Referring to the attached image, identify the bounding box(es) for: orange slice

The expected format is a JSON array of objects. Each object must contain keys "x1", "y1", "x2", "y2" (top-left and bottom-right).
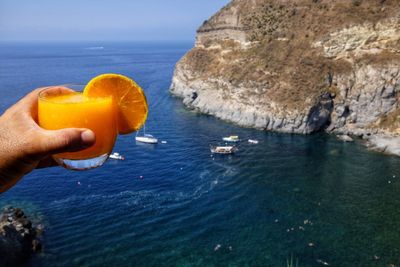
[{"x1": 83, "y1": 73, "x2": 148, "y2": 134}]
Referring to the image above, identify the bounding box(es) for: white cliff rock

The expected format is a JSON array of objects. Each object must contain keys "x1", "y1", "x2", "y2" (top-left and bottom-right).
[{"x1": 170, "y1": 0, "x2": 400, "y2": 156}]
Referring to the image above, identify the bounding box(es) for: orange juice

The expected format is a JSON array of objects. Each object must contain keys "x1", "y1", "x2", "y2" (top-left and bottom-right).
[{"x1": 38, "y1": 92, "x2": 117, "y2": 160}]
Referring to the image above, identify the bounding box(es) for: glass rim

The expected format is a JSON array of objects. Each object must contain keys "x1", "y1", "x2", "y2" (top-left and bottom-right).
[
  {"x1": 38, "y1": 85, "x2": 83, "y2": 103},
  {"x1": 38, "y1": 84, "x2": 148, "y2": 103}
]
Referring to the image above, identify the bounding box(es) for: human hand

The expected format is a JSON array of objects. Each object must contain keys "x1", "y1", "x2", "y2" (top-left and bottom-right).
[{"x1": 0, "y1": 87, "x2": 96, "y2": 193}]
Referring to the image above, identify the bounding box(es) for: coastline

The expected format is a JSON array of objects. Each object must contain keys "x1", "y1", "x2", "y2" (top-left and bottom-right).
[{"x1": 170, "y1": 0, "x2": 400, "y2": 157}]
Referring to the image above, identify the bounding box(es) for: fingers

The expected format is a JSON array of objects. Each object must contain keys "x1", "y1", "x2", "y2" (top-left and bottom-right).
[
  {"x1": 20, "y1": 86, "x2": 71, "y2": 108},
  {"x1": 20, "y1": 86, "x2": 76, "y2": 120},
  {"x1": 22, "y1": 87, "x2": 96, "y2": 160},
  {"x1": 34, "y1": 128, "x2": 96, "y2": 158}
]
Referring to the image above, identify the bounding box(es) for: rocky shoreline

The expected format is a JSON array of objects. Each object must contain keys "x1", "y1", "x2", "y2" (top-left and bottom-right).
[
  {"x1": 365, "y1": 134, "x2": 400, "y2": 156},
  {"x1": 170, "y1": 0, "x2": 400, "y2": 156},
  {"x1": 0, "y1": 207, "x2": 43, "y2": 267}
]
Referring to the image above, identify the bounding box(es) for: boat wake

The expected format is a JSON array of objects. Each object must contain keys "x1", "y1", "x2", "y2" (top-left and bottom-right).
[{"x1": 49, "y1": 180, "x2": 217, "y2": 213}]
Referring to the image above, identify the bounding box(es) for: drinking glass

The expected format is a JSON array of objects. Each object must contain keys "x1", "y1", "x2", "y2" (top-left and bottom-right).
[{"x1": 38, "y1": 85, "x2": 117, "y2": 170}]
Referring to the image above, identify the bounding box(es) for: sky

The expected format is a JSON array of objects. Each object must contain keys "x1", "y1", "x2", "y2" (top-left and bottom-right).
[{"x1": 0, "y1": 0, "x2": 230, "y2": 42}]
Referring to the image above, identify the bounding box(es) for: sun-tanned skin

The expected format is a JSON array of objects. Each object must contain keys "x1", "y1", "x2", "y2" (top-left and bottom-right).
[{"x1": 0, "y1": 87, "x2": 96, "y2": 193}]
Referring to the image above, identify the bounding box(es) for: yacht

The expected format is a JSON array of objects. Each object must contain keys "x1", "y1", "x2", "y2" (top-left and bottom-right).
[
  {"x1": 135, "y1": 125, "x2": 158, "y2": 144},
  {"x1": 135, "y1": 134, "x2": 158, "y2": 144}
]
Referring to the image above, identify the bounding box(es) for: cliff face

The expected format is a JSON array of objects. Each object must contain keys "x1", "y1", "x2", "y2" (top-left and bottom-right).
[{"x1": 170, "y1": 0, "x2": 400, "y2": 154}]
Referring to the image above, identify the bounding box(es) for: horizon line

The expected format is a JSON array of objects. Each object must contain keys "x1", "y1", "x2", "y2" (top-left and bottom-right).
[{"x1": 0, "y1": 39, "x2": 196, "y2": 44}]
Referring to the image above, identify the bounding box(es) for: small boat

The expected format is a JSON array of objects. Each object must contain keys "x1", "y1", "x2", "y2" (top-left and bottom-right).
[
  {"x1": 210, "y1": 145, "x2": 238, "y2": 154},
  {"x1": 248, "y1": 139, "x2": 259, "y2": 144},
  {"x1": 135, "y1": 134, "x2": 158, "y2": 144},
  {"x1": 135, "y1": 125, "x2": 158, "y2": 144},
  {"x1": 109, "y1": 152, "x2": 125, "y2": 160},
  {"x1": 222, "y1": 135, "x2": 240, "y2": 142}
]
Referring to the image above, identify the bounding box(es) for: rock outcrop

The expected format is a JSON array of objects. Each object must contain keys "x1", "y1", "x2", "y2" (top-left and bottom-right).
[
  {"x1": 0, "y1": 207, "x2": 43, "y2": 267},
  {"x1": 170, "y1": 0, "x2": 400, "y2": 155}
]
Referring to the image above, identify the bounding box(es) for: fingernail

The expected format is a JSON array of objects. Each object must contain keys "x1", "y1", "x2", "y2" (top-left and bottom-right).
[{"x1": 81, "y1": 130, "x2": 95, "y2": 146}]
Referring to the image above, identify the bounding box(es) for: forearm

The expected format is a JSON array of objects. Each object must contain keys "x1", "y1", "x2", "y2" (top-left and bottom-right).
[{"x1": 0, "y1": 121, "x2": 34, "y2": 193}]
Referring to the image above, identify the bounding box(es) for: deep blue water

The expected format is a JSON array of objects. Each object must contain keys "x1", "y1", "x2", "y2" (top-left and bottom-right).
[{"x1": 1, "y1": 42, "x2": 400, "y2": 267}]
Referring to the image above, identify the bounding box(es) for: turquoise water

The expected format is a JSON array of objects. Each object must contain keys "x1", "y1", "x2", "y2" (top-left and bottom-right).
[{"x1": 1, "y1": 42, "x2": 400, "y2": 266}]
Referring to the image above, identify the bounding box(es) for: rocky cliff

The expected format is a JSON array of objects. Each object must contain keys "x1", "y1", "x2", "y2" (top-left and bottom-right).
[
  {"x1": 0, "y1": 207, "x2": 43, "y2": 267},
  {"x1": 170, "y1": 0, "x2": 400, "y2": 155}
]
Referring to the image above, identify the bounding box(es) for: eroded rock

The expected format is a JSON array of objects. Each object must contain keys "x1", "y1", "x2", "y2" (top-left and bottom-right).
[{"x1": 0, "y1": 207, "x2": 43, "y2": 267}]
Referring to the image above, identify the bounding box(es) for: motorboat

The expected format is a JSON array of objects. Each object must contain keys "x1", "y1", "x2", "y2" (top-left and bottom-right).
[
  {"x1": 248, "y1": 139, "x2": 259, "y2": 144},
  {"x1": 222, "y1": 135, "x2": 240, "y2": 142},
  {"x1": 109, "y1": 152, "x2": 125, "y2": 160},
  {"x1": 210, "y1": 145, "x2": 238, "y2": 154},
  {"x1": 135, "y1": 125, "x2": 158, "y2": 144}
]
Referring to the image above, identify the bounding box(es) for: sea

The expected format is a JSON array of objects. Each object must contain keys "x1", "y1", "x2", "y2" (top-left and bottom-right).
[{"x1": 0, "y1": 42, "x2": 400, "y2": 267}]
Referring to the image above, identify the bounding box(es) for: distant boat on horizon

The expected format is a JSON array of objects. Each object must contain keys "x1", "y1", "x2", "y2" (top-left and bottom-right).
[{"x1": 86, "y1": 46, "x2": 104, "y2": 50}]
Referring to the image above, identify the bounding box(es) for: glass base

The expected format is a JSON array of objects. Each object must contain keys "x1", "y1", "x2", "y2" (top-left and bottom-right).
[{"x1": 54, "y1": 153, "x2": 109, "y2": 170}]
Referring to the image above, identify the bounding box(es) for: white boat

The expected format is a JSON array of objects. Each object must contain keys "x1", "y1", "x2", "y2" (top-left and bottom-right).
[
  {"x1": 135, "y1": 125, "x2": 158, "y2": 144},
  {"x1": 135, "y1": 134, "x2": 158, "y2": 144},
  {"x1": 109, "y1": 152, "x2": 125, "y2": 160},
  {"x1": 222, "y1": 135, "x2": 240, "y2": 142},
  {"x1": 210, "y1": 145, "x2": 238, "y2": 154},
  {"x1": 248, "y1": 139, "x2": 259, "y2": 144}
]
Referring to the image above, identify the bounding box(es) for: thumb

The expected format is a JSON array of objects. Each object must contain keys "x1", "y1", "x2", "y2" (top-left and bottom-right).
[{"x1": 37, "y1": 128, "x2": 96, "y2": 156}]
